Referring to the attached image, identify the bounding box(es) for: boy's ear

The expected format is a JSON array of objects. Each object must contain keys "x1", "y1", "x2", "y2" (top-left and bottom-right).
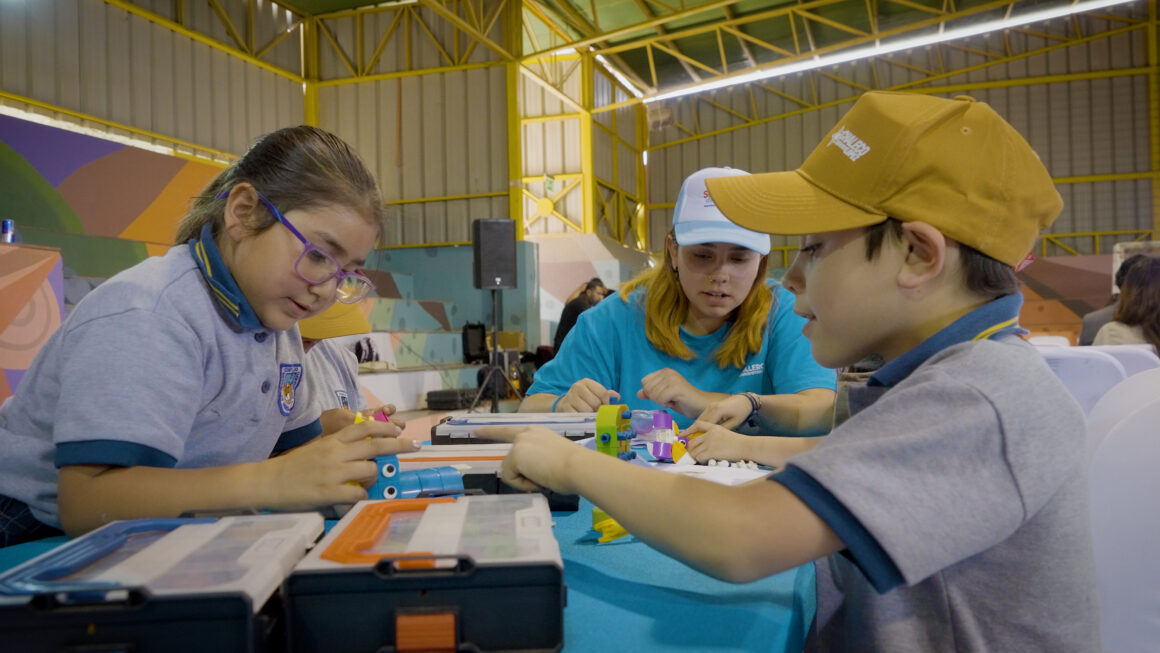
[
  {"x1": 222, "y1": 183, "x2": 262, "y2": 243},
  {"x1": 896, "y1": 221, "x2": 947, "y2": 290}
]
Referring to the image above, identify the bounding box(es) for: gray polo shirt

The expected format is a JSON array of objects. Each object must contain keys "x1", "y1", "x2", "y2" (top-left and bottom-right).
[
  {"x1": 775, "y1": 294, "x2": 1100, "y2": 652},
  {"x1": 302, "y1": 338, "x2": 365, "y2": 413},
  {"x1": 0, "y1": 233, "x2": 320, "y2": 527}
]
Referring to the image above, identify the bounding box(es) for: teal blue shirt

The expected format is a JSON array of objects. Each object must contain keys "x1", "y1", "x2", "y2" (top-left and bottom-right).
[{"x1": 530, "y1": 283, "x2": 836, "y2": 430}]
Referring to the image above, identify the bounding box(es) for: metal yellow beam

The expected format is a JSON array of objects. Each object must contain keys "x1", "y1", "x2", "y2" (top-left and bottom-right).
[
  {"x1": 386, "y1": 191, "x2": 508, "y2": 205},
  {"x1": 316, "y1": 61, "x2": 504, "y2": 88},
  {"x1": 521, "y1": 112, "x2": 584, "y2": 123},
  {"x1": 520, "y1": 65, "x2": 586, "y2": 113},
  {"x1": 525, "y1": 0, "x2": 743, "y2": 60},
  {"x1": 420, "y1": 0, "x2": 513, "y2": 60},
  {"x1": 653, "y1": 45, "x2": 1148, "y2": 151},
  {"x1": 317, "y1": 18, "x2": 358, "y2": 78},
  {"x1": 0, "y1": 90, "x2": 235, "y2": 163},
  {"x1": 99, "y1": 0, "x2": 301, "y2": 82},
  {"x1": 1053, "y1": 171, "x2": 1158, "y2": 184}
]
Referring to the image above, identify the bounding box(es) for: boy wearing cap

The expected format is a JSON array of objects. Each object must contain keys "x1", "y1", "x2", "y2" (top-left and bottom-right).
[
  {"x1": 522, "y1": 166, "x2": 835, "y2": 433},
  {"x1": 486, "y1": 92, "x2": 1098, "y2": 651},
  {"x1": 296, "y1": 302, "x2": 398, "y2": 435}
]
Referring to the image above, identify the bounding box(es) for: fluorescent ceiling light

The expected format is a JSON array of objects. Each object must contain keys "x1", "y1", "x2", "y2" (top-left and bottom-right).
[
  {"x1": 596, "y1": 54, "x2": 645, "y2": 98},
  {"x1": 645, "y1": 0, "x2": 1137, "y2": 103}
]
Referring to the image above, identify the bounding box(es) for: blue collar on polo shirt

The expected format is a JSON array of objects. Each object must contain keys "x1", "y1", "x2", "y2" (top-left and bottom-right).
[
  {"x1": 190, "y1": 222, "x2": 263, "y2": 331},
  {"x1": 869, "y1": 292, "x2": 1027, "y2": 388}
]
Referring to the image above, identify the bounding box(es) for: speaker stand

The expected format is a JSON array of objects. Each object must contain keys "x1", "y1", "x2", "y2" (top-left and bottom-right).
[{"x1": 468, "y1": 288, "x2": 523, "y2": 413}]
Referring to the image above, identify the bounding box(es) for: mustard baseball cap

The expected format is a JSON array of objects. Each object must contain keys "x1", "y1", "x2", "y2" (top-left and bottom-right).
[
  {"x1": 298, "y1": 301, "x2": 371, "y2": 340},
  {"x1": 704, "y1": 92, "x2": 1063, "y2": 267}
]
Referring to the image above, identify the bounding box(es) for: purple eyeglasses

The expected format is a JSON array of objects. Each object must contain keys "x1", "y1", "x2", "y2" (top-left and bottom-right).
[{"x1": 216, "y1": 190, "x2": 375, "y2": 303}]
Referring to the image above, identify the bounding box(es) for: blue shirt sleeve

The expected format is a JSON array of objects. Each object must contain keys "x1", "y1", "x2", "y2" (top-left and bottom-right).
[{"x1": 765, "y1": 285, "x2": 837, "y2": 394}]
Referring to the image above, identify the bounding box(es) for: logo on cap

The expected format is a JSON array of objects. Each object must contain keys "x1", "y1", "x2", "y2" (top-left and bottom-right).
[{"x1": 830, "y1": 126, "x2": 871, "y2": 162}]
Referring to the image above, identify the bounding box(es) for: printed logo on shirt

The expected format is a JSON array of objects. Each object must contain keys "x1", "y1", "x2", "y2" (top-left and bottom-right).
[
  {"x1": 278, "y1": 363, "x2": 303, "y2": 416},
  {"x1": 829, "y1": 126, "x2": 870, "y2": 162},
  {"x1": 334, "y1": 389, "x2": 350, "y2": 409},
  {"x1": 740, "y1": 362, "x2": 764, "y2": 377}
]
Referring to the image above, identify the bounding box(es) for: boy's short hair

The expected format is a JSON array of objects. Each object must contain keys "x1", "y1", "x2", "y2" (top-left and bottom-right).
[
  {"x1": 704, "y1": 92, "x2": 1063, "y2": 269},
  {"x1": 865, "y1": 218, "x2": 1019, "y2": 298}
]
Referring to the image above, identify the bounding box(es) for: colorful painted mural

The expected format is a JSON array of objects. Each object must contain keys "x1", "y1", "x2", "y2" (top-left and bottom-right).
[
  {"x1": 0, "y1": 244, "x2": 64, "y2": 402},
  {"x1": 0, "y1": 115, "x2": 225, "y2": 279}
]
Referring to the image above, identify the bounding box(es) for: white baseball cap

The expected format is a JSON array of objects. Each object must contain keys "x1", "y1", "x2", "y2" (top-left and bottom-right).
[{"x1": 672, "y1": 167, "x2": 771, "y2": 255}]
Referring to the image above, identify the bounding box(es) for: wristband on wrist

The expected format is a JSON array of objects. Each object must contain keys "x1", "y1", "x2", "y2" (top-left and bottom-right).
[
  {"x1": 551, "y1": 395, "x2": 563, "y2": 413},
  {"x1": 739, "y1": 391, "x2": 762, "y2": 420}
]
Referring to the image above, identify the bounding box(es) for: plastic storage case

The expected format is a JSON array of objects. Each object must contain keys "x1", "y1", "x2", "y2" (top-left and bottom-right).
[
  {"x1": 431, "y1": 412, "x2": 597, "y2": 445},
  {"x1": 284, "y1": 494, "x2": 565, "y2": 652},
  {"x1": 0, "y1": 513, "x2": 323, "y2": 653}
]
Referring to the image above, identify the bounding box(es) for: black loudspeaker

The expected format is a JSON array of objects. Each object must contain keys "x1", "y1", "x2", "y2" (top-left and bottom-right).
[{"x1": 472, "y1": 219, "x2": 517, "y2": 289}]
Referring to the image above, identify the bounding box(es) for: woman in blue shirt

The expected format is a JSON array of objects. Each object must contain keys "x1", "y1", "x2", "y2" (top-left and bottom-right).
[{"x1": 523, "y1": 167, "x2": 835, "y2": 434}]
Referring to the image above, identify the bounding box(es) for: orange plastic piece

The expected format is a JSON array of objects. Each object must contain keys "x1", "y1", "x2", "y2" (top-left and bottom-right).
[
  {"x1": 396, "y1": 612, "x2": 457, "y2": 651},
  {"x1": 320, "y1": 497, "x2": 455, "y2": 565}
]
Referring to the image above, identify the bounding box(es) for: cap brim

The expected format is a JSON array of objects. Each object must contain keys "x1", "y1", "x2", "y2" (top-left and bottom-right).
[
  {"x1": 298, "y1": 301, "x2": 372, "y2": 340},
  {"x1": 706, "y1": 170, "x2": 887, "y2": 236},
  {"x1": 673, "y1": 225, "x2": 771, "y2": 254}
]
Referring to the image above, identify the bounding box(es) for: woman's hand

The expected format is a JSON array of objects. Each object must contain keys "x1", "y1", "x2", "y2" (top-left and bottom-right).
[
  {"x1": 267, "y1": 417, "x2": 418, "y2": 510},
  {"x1": 696, "y1": 394, "x2": 755, "y2": 430},
  {"x1": 555, "y1": 378, "x2": 620, "y2": 412},
  {"x1": 684, "y1": 421, "x2": 755, "y2": 463},
  {"x1": 638, "y1": 368, "x2": 712, "y2": 418}
]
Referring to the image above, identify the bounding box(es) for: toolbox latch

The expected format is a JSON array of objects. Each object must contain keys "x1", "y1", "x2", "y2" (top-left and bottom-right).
[{"x1": 396, "y1": 611, "x2": 457, "y2": 651}]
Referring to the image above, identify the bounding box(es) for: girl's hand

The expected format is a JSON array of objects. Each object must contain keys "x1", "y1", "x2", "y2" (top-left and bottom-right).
[
  {"x1": 696, "y1": 394, "x2": 755, "y2": 430},
  {"x1": 266, "y1": 418, "x2": 419, "y2": 510},
  {"x1": 556, "y1": 379, "x2": 619, "y2": 412},
  {"x1": 638, "y1": 368, "x2": 708, "y2": 418},
  {"x1": 478, "y1": 425, "x2": 582, "y2": 494},
  {"x1": 685, "y1": 421, "x2": 754, "y2": 463}
]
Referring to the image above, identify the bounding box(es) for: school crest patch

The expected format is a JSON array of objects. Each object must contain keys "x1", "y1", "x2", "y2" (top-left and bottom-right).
[
  {"x1": 334, "y1": 389, "x2": 350, "y2": 409},
  {"x1": 278, "y1": 363, "x2": 304, "y2": 416}
]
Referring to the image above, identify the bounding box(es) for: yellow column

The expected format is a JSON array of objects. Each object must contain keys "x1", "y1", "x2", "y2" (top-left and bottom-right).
[
  {"x1": 303, "y1": 18, "x2": 319, "y2": 126},
  {"x1": 636, "y1": 101, "x2": 648, "y2": 251},
  {"x1": 580, "y1": 53, "x2": 596, "y2": 234},
  {"x1": 506, "y1": 0, "x2": 524, "y2": 239}
]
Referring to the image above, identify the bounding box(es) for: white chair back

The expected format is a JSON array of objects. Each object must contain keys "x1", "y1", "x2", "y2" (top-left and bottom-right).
[
  {"x1": 1086, "y1": 367, "x2": 1160, "y2": 458},
  {"x1": 1038, "y1": 347, "x2": 1128, "y2": 415},
  {"x1": 1029, "y1": 335, "x2": 1072, "y2": 347},
  {"x1": 1088, "y1": 399, "x2": 1160, "y2": 653},
  {"x1": 1087, "y1": 344, "x2": 1160, "y2": 377}
]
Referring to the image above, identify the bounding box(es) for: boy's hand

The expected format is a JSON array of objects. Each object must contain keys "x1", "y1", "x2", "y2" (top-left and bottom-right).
[
  {"x1": 685, "y1": 421, "x2": 753, "y2": 463},
  {"x1": 267, "y1": 418, "x2": 419, "y2": 510},
  {"x1": 638, "y1": 368, "x2": 708, "y2": 418},
  {"x1": 556, "y1": 379, "x2": 619, "y2": 412},
  {"x1": 320, "y1": 407, "x2": 357, "y2": 434},
  {"x1": 478, "y1": 425, "x2": 582, "y2": 494},
  {"x1": 361, "y1": 404, "x2": 405, "y2": 429},
  {"x1": 696, "y1": 394, "x2": 754, "y2": 430}
]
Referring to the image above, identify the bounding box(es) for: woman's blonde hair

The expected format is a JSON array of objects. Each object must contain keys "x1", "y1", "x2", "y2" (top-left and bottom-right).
[
  {"x1": 175, "y1": 125, "x2": 385, "y2": 244},
  {"x1": 619, "y1": 236, "x2": 772, "y2": 368}
]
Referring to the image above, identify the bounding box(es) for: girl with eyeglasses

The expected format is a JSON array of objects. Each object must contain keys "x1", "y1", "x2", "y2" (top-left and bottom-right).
[{"x1": 0, "y1": 126, "x2": 418, "y2": 546}]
